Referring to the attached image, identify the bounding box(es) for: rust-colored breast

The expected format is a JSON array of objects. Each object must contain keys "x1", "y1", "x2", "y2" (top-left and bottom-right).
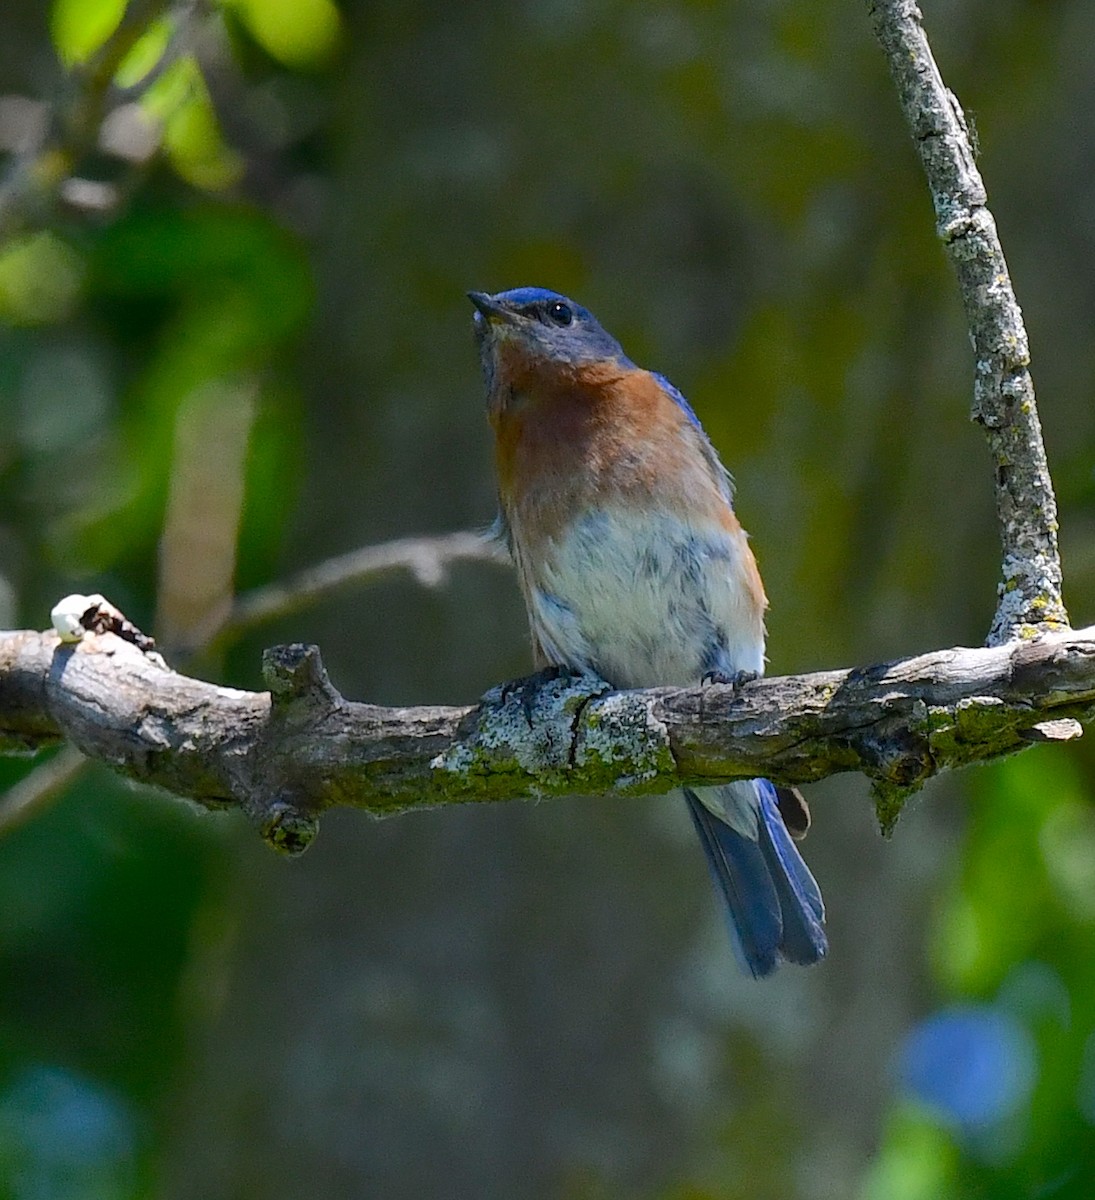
[{"x1": 493, "y1": 362, "x2": 730, "y2": 551}]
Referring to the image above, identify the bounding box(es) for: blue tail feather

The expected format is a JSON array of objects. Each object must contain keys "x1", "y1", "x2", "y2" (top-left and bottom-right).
[
  {"x1": 755, "y1": 780, "x2": 825, "y2": 924},
  {"x1": 684, "y1": 781, "x2": 827, "y2": 977}
]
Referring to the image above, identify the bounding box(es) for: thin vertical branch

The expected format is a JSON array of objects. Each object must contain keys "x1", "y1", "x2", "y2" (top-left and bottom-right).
[{"x1": 866, "y1": 0, "x2": 1069, "y2": 646}]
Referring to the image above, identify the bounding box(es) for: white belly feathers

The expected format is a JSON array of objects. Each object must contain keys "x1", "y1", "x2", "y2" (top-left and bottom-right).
[{"x1": 521, "y1": 506, "x2": 765, "y2": 690}]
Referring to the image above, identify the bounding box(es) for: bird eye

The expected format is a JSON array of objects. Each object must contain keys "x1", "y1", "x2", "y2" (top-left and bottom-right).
[{"x1": 547, "y1": 301, "x2": 573, "y2": 327}]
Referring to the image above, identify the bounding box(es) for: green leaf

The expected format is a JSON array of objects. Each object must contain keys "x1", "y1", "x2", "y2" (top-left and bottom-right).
[
  {"x1": 50, "y1": 0, "x2": 127, "y2": 66},
  {"x1": 115, "y1": 15, "x2": 173, "y2": 88},
  {"x1": 163, "y1": 86, "x2": 245, "y2": 191},
  {"x1": 226, "y1": 0, "x2": 342, "y2": 68},
  {"x1": 142, "y1": 58, "x2": 244, "y2": 191}
]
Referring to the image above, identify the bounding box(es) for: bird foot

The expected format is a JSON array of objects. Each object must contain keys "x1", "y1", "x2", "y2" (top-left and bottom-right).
[
  {"x1": 501, "y1": 664, "x2": 592, "y2": 727},
  {"x1": 701, "y1": 668, "x2": 759, "y2": 689}
]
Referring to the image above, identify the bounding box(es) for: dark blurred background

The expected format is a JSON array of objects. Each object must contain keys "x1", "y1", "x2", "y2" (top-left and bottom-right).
[{"x1": 2, "y1": 0, "x2": 1095, "y2": 1196}]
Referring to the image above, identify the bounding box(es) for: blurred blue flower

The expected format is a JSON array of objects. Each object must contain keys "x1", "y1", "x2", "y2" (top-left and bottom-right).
[
  {"x1": 0, "y1": 1064, "x2": 137, "y2": 1199},
  {"x1": 899, "y1": 1005, "x2": 1036, "y2": 1133}
]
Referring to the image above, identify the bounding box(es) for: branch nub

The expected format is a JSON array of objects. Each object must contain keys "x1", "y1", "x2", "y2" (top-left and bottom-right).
[
  {"x1": 254, "y1": 795, "x2": 320, "y2": 857},
  {"x1": 263, "y1": 643, "x2": 341, "y2": 711}
]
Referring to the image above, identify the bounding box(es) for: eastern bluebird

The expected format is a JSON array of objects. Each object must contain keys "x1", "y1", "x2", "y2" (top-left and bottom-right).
[{"x1": 469, "y1": 286, "x2": 827, "y2": 977}]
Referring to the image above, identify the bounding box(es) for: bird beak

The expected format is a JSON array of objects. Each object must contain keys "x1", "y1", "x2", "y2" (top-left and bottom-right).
[{"x1": 467, "y1": 291, "x2": 516, "y2": 325}]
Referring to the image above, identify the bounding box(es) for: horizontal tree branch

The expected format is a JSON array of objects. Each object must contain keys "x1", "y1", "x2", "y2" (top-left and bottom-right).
[
  {"x1": 0, "y1": 531, "x2": 506, "y2": 829},
  {"x1": 2, "y1": 618, "x2": 1092, "y2": 852}
]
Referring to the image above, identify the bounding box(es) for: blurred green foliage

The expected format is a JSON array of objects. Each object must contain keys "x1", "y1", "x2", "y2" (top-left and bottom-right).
[
  {"x1": 863, "y1": 749, "x2": 1095, "y2": 1200},
  {"x1": 50, "y1": 0, "x2": 128, "y2": 67},
  {"x1": 222, "y1": 0, "x2": 341, "y2": 69},
  {"x1": 1, "y1": 0, "x2": 1095, "y2": 1197}
]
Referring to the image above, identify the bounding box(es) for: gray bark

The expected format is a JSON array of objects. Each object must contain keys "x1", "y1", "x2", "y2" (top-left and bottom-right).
[
  {"x1": 2, "y1": 622, "x2": 1091, "y2": 846},
  {"x1": 866, "y1": 0, "x2": 1068, "y2": 644}
]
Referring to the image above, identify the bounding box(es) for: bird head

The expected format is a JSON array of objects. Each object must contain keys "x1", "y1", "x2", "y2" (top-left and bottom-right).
[{"x1": 468, "y1": 287, "x2": 629, "y2": 404}]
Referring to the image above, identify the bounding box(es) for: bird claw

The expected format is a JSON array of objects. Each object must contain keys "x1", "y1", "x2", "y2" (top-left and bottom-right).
[
  {"x1": 501, "y1": 664, "x2": 589, "y2": 727},
  {"x1": 701, "y1": 668, "x2": 759, "y2": 689}
]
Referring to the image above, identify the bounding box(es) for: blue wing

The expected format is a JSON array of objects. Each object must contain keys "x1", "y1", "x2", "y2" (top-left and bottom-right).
[
  {"x1": 650, "y1": 372, "x2": 735, "y2": 505},
  {"x1": 684, "y1": 780, "x2": 827, "y2": 977},
  {"x1": 651, "y1": 371, "x2": 703, "y2": 430}
]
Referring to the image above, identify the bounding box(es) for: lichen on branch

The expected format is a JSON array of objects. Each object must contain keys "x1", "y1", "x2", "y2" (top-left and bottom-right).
[
  {"x1": 866, "y1": 0, "x2": 1068, "y2": 644},
  {"x1": 1, "y1": 619, "x2": 1092, "y2": 851}
]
